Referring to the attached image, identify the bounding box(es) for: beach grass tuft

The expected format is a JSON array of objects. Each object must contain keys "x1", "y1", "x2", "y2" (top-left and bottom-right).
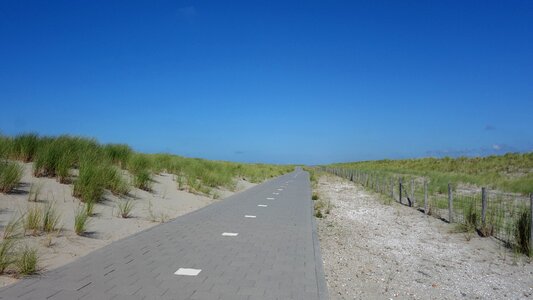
[{"x1": 0, "y1": 161, "x2": 23, "y2": 193}]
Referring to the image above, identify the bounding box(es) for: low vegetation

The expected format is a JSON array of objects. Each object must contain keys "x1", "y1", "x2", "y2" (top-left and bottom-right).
[
  {"x1": 0, "y1": 133, "x2": 293, "y2": 201},
  {"x1": 0, "y1": 160, "x2": 23, "y2": 193},
  {"x1": 16, "y1": 246, "x2": 39, "y2": 276},
  {"x1": 325, "y1": 154, "x2": 533, "y2": 255},
  {"x1": 330, "y1": 153, "x2": 533, "y2": 195},
  {"x1": 117, "y1": 199, "x2": 135, "y2": 218},
  {"x1": 74, "y1": 207, "x2": 90, "y2": 235}
]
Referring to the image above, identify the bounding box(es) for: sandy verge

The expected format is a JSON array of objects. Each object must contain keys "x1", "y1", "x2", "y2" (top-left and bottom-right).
[
  {"x1": 316, "y1": 174, "x2": 533, "y2": 300},
  {"x1": 0, "y1": 162, "x2": 255, "y2": 287}
]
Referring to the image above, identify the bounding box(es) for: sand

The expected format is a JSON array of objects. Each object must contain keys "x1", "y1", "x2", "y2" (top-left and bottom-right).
[
  {"x1": 316, "y1": 174, "x2": 533, "y2": 299},
  {"x1": 0, "y1": 162, "x2": 255, "y2": 287}
]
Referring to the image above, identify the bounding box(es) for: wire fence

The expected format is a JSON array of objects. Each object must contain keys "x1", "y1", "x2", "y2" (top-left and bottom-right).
[{"x1": 321, "y1": 167, "x2": 533, "y2": 252}]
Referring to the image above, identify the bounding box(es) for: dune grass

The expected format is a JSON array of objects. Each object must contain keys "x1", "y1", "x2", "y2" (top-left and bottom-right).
[
  {"x1": 42, "y1": 203, "x2": 61, "y2": 233},
  {"x1": 0, "y1": 161, "x2": 23, "y2": 193},
  {"x1": 3, "y1": 213, "x2": 24, "y2": 240},
  {"x1": 11, "y1": 133, "x2": 39, "y2": 162},
  {"x1": 24, "y1": 205, "x2": 42, "y2": 236},
  {"x1": 117, "y1": 199, "x2": 135, "y2": 218},
  {"x1": 16, "y1": 246, "x2": 39, "y2": 275},
  {"x1": 514, "y1": 206, "x2": 531, "y2": 256},
  {"x1": 0, "y1": 240, "x2": 16, "y2": 274},
  {"x1": 104, "y1": 144, "x2": 132, "y2": 169},
  {"x1": 74, "y1": 207, "x2": 90, "y2": 235},
  {"x1": 330, "y1": 153, "x2": 533, "y2": 195},
  {"x1": 0, "y1": 133, "x2": 293, "y2": 201}
]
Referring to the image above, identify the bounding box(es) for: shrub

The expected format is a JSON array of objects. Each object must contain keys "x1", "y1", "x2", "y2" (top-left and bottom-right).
[
  {"x1": 312, "y1": 193, "x2": 319, "y2": 200},
  {"x1": 16, "y1": 246, "x2": 39, "y2": 275},
  {"x1": 0, "y1": 161, "x2": 23, "y2": 193},
  {"x1": 74, "y1": 207, "x2": 90, "y2": 235},
  {"x1": 117, "y1": 199, "x2": 135, "y2": 218},
  {"x1": 0, "y1": 240, "x2": 16, "y2": 274}
]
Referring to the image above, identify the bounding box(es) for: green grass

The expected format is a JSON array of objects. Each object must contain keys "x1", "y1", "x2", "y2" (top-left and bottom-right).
[
  {"x1": 74, "y1": 207, "x2": 90, "y2": 235},
  {"x1": 0, "y1": 240, "x2": 16, "y2": 274},
  {"x1": 3, "y1": 214, "x2": 23, "y2": 240},
  {"x1": 128, "y1": 154, "x2": 152, "y2": 191},
  {"x1": 42, "y1": 203, "x2": 61, "y2": 233},
  {"x1": 330, "y1": 153, "x2": 533, "y2": 195},
  {"x1": 0, "y1": 161, "x2": 23, "y2": 193},
  {"x1": 104, "y1": 144, "x2": 132, "y2": 168},
  {"x1": 24, "y1": 205, "x2": 42, "y2": 236},
  {"x1": 116, "y1": 199, "x2": 135, "y2": 218},
  {"x1": 514, "y1": 206, "x2": 531, "y2": 256},
  {"x1": 133, "y1": 169, "x2": 152, "y2": 191},
  {"x1": 11, "y1": 133, "x2": 39, "y2": 162},
  {"x1": 73, "y1": 161, "x2": 105, "y2": 203},
  {"x1": 15, "y1": 246, "x2": 39, "y2": 275},
  {"x1": 0, "y1": 132, "x2": 293, "y2": 201},
  {"x1": 103, "y1": 166, "x2": 130, "y2": 195}
]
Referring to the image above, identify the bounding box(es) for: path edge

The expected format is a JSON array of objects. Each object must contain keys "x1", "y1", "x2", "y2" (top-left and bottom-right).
[{"x1": 306, "y1": 172, "x2": 330, "y2": 300}]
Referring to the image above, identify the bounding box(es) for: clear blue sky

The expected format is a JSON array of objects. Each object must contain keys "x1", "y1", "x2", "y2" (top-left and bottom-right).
[{"x1": 1, "y1": 1, "x2": 532, "y2": 165}]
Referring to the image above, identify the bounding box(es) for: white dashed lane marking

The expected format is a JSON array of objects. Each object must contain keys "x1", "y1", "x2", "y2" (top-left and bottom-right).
[
  {"x1": 258, "y1": 204, "x2": 268, "y2": 207},
  {"x1": 267, "y1": 197, "x2": 275, "y2": 200},
  {"x1": 222, "y1": 232, "x2": 239, "y2": 237},
  {"x1": 245, "y1": 215, "x2": 256, "y2": 218},
  {"x1": 174, "y1": 268, "x2": 202, "y2": 276}
]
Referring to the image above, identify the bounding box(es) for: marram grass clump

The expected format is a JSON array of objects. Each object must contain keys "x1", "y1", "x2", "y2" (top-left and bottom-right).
[{"x1": 0, "y1": 161, "x2": 23, "y2": 193}]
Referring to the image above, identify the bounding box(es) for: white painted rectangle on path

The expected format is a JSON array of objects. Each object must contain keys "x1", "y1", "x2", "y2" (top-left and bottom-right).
[
  {"x1": 258, "y1": 204, "x2": 268, "y2": 207},
  {"x1": 277, "y1": 189, "x2": 283, "y2": 191},
  {"x1": 222, "y1": 232, "x2": 239, "y2": 236},
  {"x1": 267, "y1": 197, "x2": 275, "y2": 200},
  {"x1": 174, "y1": 268, "x2": 202, "y2": 276},
  {"x1": 245, "y1": 215, "x2": 256, "y2": 218}
]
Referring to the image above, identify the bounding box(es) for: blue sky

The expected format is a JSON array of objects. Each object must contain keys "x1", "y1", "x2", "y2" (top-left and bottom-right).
[{"x1": 1, "y1": 1, "x2": 532, "y2": 165}]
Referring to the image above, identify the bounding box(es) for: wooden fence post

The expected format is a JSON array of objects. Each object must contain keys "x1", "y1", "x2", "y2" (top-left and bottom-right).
[
  {"x1": 390, "y1": 178, "x2": 394, "y2": 199},
  {"x1": 399, "y1": 177, "x2": 403, "y2": 204},
  {"x1": 411, "y1": 178, "x2": 415, "y2": 207},
  {"x1": 530, "y1": 193, "x2": 533, "y2": 254},
  {"x1": 424, "y1": 180, "x2": 428, "y2": 215},
  {"x1": 481, "y1": 187, "x2": 487, "y2": 226},
  {"x1": 448, "y1": 183, "x2": 454, "y2": 223}
]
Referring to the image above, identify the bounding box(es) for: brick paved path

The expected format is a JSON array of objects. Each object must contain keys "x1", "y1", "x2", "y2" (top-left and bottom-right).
[{"x1": 0, "y1": 169, "x2": 328, "y2": 299}]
